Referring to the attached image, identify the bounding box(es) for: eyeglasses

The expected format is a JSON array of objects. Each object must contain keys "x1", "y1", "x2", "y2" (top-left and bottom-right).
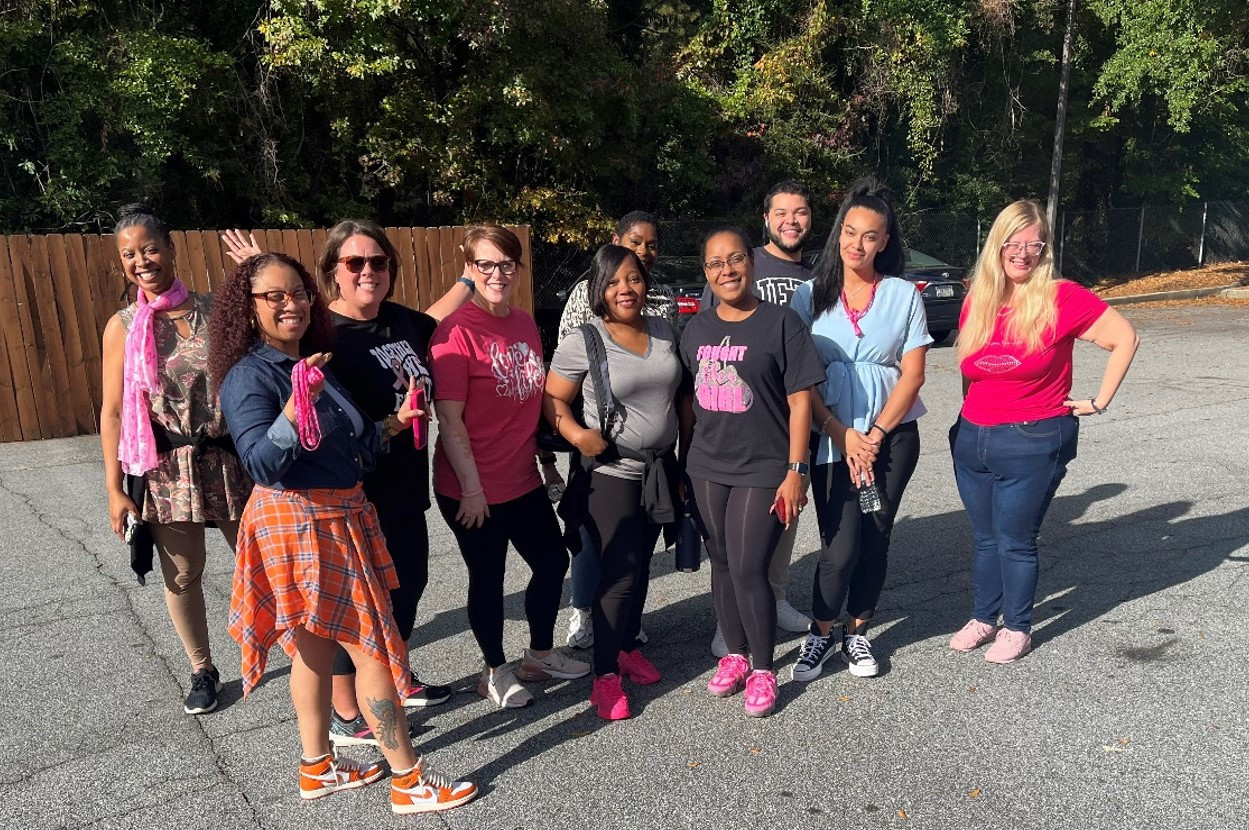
[
  {"x1": 338, "y1": 255, "x2": 390, "y2": 273},
  {"x1": 251, "y1": 288, "x2": 315, "y2": 307},
  {"x1": 1001, "y1": 241, "x2": 1046, "y2": 256},
  {"x1": 703, "y1": 252, "x2": 749, "y2": 272},
  {"x1": 473, "y1": 259, "x2": 519, "y2": 276}
]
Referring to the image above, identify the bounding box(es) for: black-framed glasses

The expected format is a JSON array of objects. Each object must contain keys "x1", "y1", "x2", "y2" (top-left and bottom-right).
[
  {"x1": 338, "y1": 255, "x2": 390, "y2": 273},
  {"x1": 473, "y1": 259, "x2": 519, "y2": 276},
  {"x1": 1001, "y1": 241, "x2": 1046, "y2": 256},
  {"x1": 704, "y1": 252, "x2": 749, "y2": 272},
  {"x1": 251, "y1": 288, "x2": 315, "y2": 308}
]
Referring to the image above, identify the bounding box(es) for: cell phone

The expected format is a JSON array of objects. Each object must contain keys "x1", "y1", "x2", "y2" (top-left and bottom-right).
[
  {"x1": 123, "y1": 512, "x2": 139, "y2": 543},
  {"x1": 412, "y1": 386, "x2": 427, "y2": 450},
  {"x1": 858, "y1": 475, "x2": 882, "y2": 514},
  {"x1": 770, "y1": 495, "x2": 788, "y2": 525}
]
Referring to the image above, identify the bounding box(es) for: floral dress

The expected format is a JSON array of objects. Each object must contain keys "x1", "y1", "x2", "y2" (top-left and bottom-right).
[{"x1": 118, "y1": 292, "x2": 252, "y2": 524}]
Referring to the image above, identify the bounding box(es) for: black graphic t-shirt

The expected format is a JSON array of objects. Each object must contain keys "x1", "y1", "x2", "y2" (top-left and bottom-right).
[
  {"x1": 700, "y1": 246, "x2": 812, "y2": 310},
  {"x1": 680, "y1": 301, "x2": 824, "y2": 489},
  {"x1": 330, "y1": 301, "x2": 437, "y2": 512}
]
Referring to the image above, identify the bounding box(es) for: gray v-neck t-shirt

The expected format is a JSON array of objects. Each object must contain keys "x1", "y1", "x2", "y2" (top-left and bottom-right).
[{"x1": 550, "y1": 317, "x2": 685, "y2": 480}]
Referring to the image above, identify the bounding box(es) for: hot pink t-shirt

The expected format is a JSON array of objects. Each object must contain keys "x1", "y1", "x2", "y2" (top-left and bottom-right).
[
  {"x1": 960, "y1": 281, "x2": 1108, "y2": 426},
  {"x1": 430, "y1": 302, "x2": 545, "y2": 504}
]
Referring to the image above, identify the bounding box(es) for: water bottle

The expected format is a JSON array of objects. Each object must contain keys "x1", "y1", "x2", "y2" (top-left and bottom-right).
[
  {"x1": 674, "y1": 504, "x2": 701, "y2": 572},
  {"x1": 858, "y1": 473, "x2": 882, "y2": 514}
]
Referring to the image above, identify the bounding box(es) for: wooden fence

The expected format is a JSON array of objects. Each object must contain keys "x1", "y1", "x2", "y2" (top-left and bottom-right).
[{"x1": 0, "y1": 225, "x2": 532, "y2": 443}]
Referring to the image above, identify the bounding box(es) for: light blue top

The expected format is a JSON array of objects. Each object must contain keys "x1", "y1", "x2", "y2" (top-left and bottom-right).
[{"x1": 790, "y1": 277, "x2": 933, "y2": 464}]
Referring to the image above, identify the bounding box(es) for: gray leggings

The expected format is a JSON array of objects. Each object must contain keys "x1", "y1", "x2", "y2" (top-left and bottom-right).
[{"x1": 690, "y1": 477, "x2": 785, "y2": 671}]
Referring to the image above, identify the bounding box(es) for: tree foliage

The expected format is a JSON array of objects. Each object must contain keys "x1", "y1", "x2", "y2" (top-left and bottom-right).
[{"x1": 1, "y1": 0, "x2": 1246, "y2": 236}]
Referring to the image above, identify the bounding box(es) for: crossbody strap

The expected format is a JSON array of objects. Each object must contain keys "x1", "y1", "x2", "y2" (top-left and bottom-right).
[{"x1": 578, "y1": 322, "x2": 626, "y2": 441}]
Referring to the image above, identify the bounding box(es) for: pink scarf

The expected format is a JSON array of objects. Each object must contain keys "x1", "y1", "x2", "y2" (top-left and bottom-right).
[
  {"x1": 119, "y1": 280, "x2": 190, "y2": 475},
  {"x1": 841, "y1": 279, "x2": 879, "y2": 338},
  {"x1": 291, "y1": 360, "x2": 325, "y2": 450}
]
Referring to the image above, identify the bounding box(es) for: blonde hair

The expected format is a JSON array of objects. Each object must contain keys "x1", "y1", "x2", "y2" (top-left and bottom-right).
[{"x1": 957, "y1": 200, "x2": 1059, "y2": 359}]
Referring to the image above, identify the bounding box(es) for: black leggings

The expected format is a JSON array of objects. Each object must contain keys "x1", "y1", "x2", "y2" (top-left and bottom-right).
[
  {"x1": 436, "y1": 486, "x2": 569, "y2": 668},
  {"x1": 585, "y1": 472, "x2": 660, "y2": 677},
  {"x1": 690, "y1": 477, "x2": 785, "y2": 671},
  {"x1": 332, "y1": 510, "x2": 429, "y2": 676},
  {"x1": 810, "y1": 421, "x2": 920, "y2": 629}
]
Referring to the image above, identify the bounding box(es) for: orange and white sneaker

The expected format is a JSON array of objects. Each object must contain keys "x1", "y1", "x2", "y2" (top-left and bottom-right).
[
  {"x1": 391, "y1": 757, "x2": 478, "y2": 814},
  {"x1": 299, "y1": 753, "x2": 386, "y2": 800}
]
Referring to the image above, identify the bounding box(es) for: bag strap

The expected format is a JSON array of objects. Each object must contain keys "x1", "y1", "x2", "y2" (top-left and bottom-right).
[{"x1": 578, "y1": 322, "x2": 625, "y2": 441}]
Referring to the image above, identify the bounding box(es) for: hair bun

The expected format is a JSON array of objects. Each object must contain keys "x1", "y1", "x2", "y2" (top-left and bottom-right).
[{"x1": 117, "y1": 203, "x2": 157, "y2": 219}]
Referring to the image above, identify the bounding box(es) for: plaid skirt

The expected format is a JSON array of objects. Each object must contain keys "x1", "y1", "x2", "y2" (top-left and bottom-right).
[{"x1": 228, "y1": 484, "x2": 409, "y2": 699}]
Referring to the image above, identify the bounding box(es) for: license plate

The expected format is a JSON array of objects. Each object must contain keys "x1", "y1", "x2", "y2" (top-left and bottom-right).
[{"x1": 934, "y1": 284, "x2": 955, "y2": 298}]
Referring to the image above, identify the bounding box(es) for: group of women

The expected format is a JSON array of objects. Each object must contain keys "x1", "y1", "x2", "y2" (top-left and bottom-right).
[{"x1": 99, "y1": 177, "x2": 1138, "y2": 810}]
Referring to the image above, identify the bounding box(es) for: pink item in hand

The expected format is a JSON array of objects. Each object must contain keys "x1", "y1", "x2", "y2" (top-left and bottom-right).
[
  {"x1": 412, "y1": 386, "x2": 427, "y2": 450},
  {"x1": 119, "y1": 279, "x2": 190, "y2": 476},
  {"x1": 291, "y1": 360, "x2": 325, "y2": 451}
]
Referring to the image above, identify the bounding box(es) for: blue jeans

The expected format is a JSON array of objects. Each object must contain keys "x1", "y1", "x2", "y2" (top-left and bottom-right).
[
  {"x1": 951, "y1": 415, "x2": 1078, "y2": 633},
  {"x1": 569, "y1": 524, "x2": 600, "y2": 609}
]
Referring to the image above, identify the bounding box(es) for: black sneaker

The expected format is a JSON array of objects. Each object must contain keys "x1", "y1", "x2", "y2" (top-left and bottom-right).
[
  {"x1": 184, "y1": 667, "x2": 222, "y2": 714},
  {"x1": 403, "y1": 672, "x2": 452, "y2": 708},
  {"x1": 791, "y1": 623, "x2": 837, "y2": 682},
  {"x1": 841, "y1": 633, "x2": 880, "y2": 678},
  {"x1": 329, "y1": 710, "x2": 378, "y2": 747}
]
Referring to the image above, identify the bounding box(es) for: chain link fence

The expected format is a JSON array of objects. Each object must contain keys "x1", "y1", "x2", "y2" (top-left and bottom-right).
[{"x1": 532, "y1": 202, "x2": 1249, "y2": 310}]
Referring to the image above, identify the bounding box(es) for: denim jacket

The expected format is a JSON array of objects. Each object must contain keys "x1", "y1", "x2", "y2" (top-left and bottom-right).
[{"x1": 220, "y1": 343, "x2": 381, "y2": 490}]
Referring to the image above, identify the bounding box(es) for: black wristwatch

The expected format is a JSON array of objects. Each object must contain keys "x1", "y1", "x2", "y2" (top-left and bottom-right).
[
  {"x1": 457, "y1": 275, "x2": 476, "y2": 294},
  {"x1": 787, "y1": 462, "x2": 809, "y2": 475}
]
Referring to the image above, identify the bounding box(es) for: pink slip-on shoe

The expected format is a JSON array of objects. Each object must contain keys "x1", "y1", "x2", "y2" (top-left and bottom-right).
[
  {"x1": 984, "y1": 628, "x2": 1032, "y2": 664},
  {"x1": 590, "y1": 673, "x2": 631, "y2": 720},
  {"x1": 743, "y1": 670, "x2": 778, "y2": 718},
  {"x1": 617, "y1": 649, "x2": 661, "y2": 685},
  {"x1": 949, "y1": 619, "x2": 1001, "y2": 652},
  {"x1": 707, "y1": 654, "x2": 750, "y2": 698}
]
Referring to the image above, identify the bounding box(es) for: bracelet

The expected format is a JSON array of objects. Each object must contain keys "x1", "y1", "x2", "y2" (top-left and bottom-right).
[
  {"x1": 381, "y1": 414, "x2": 402, "y2": 440},
  {"x1": 461, "y1": 486, "x2": 484, "y2": 499},
  {"x1": 820, "y1": 414, "x2": 835, "y2": 434},
  {"x1": 1090, "y1": 397, "x2": 1107, "y2": 415},
  {"x1": 868, "y1": 422, "x2": 889, "y2": 438},
  {"x1": 457, "y1": 275, "x2": 476, "y2": 294}
]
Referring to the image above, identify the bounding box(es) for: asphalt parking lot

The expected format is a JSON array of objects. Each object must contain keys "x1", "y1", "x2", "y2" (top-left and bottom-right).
[{"x1": 1, "y1": 304, "x2": 1246, "y2": 830}]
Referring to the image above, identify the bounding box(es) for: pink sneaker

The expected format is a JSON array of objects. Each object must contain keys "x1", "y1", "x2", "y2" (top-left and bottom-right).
[
  {"x1": 617, "y1": 649, "x2": 661, "y2": 685},
  {"x1": 707, "y1": 654, "x2": 750, "y2": 698},
  {"x1": 743, "y1": 670, "x2": 778, "y2": 718},
  {"x1": 949, "y1": 619, "x2": 1001, "y2": 652},
  {"x1": 984, "y1": 628, "x2": 1032, "y2": 664},
  {"x1": 590, "y1": 673, "x2": 630, "y2": 720}
]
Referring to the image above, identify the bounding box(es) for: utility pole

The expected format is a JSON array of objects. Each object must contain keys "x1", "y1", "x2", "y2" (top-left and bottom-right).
[{"x1": 1047, "y1": 0, "x2": 1077, "y2": 232}]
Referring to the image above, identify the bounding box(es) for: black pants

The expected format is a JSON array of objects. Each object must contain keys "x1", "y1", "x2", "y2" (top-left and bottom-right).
[
  {"x1": 332, "y1": 510, "x2": 429, "y2": 676},
  {"x1": 810, "y1": 421, "x2": 920, "y2": 628},
  {"x1": 585, "y1": 471, "x2": 660, "y2": 677},
  {"x1": 690, "y1": 477, "x2": 785, "y2": 671},
  {"x1": 436, "y1": 487, "x2": 568, "y2": 668}
]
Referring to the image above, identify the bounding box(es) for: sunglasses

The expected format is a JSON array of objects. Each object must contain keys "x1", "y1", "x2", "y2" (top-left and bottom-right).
[{"x1": 338, "y1": 255, "x2": 391, "y2": 273}]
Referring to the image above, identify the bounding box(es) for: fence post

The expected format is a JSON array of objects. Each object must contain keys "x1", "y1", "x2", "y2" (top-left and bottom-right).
[
  {"x1": 1134, "y1": 204, "x2": 1145, "y2": 273},
  {"x1": 1058, "y1": 211, "x2": 1065, "y2": 275},
  {"x1": 1198, "y1": 201, "x2": 1208, "y2": 266}
]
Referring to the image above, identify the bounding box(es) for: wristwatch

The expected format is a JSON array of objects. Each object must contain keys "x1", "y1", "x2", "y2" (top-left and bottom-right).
[
  {"x1": 787, "y1": 462, "x2": 809, "y2": 475},
  {"x1": 457, "y1": 275, "x2": 476, "y2": 294}
]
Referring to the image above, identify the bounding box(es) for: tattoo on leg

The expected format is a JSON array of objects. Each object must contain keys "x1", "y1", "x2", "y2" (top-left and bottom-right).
[{"x1": 366, "y1": 697, "x2": 402, "y2": 751}]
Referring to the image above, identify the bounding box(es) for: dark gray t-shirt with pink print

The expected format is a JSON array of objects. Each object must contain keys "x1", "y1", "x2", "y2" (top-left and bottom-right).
[{"x1": 680, "y1": 301, "x2": 824, "y2": 489}]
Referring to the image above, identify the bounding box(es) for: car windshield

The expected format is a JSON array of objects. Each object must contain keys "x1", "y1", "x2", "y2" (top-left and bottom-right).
[{"x1": 905, "y1": 249, "x2": 950, "y2": 268}]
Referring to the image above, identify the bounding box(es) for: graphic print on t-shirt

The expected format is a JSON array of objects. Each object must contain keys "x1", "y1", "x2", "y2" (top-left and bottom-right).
[
  {"x1": 489, "y1": 340, "x2": 545, "y2": 401},
  {"x1": 368, "y1": 340, "x2": 432, "y2": 409},
  {"x1": 973, "y1": 349, "x2": 1023, "y2": 374},
  {"x1": 695, "y1": 336, "x2": 754, "y2": 413}
]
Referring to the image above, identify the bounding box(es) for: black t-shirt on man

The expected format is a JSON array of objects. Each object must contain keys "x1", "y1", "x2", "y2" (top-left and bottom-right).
[{"x1": 699, "y1": 246, "x2": 812, "y2": 310}]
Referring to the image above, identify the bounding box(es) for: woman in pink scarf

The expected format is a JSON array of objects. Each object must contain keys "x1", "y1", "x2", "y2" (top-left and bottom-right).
[{"x1": 100, "y1": 204, "x2": 252, "y2": 715}]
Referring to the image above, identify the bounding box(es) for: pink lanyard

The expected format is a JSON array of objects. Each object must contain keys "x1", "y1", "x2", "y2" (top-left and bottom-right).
[
  {"x1": 291, "y1": 360, "x2": 325, "y2": 450},
  {"x1": 841, "y1": 280, "x2": 878, "y2": 338}
]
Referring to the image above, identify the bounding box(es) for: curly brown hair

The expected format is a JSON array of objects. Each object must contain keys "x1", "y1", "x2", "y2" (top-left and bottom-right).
[{"x1": 208, "y1": 253, "x2": 335, "y2": 391}]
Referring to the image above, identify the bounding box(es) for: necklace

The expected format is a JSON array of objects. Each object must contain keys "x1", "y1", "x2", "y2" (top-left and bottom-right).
[
  {"x1": 841, "y1": 277, "x2": 879, "y2": 338},
  {"x1": 844, "y1": 278, "x2": 875, "y2": 302}
]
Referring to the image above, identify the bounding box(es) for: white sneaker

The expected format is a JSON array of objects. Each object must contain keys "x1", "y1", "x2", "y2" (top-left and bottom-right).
[
  {"x1": 566, "y1": 607, "x2": 593, "y2": 649},
  {"x1": 518, "y1": 648, "x2": 591, "y2": 681},
  {"x1": 710, "y1": 625, "x2": 728, "y2": 658},
  {"x1": 776, "y1": 600, "x2": 811, "y2": 633},
  {"x1": 476, "y1": 665, "x2": 533, "y2": 708}
]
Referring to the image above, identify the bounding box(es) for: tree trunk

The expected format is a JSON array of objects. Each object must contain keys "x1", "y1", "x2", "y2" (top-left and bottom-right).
[{"x1": 1047, "y1": 0, "x2": 1078, "y2": 233}]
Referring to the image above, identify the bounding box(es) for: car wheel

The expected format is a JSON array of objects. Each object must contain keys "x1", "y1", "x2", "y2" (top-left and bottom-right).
[{"x1": 929, "y1": 329, "x2": 951, "y2": 344}]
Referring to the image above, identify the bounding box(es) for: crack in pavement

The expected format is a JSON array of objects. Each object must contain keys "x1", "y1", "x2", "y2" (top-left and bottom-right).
[{"x1": 0, "y1": 469, "x2": 268, "y2": 830}]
